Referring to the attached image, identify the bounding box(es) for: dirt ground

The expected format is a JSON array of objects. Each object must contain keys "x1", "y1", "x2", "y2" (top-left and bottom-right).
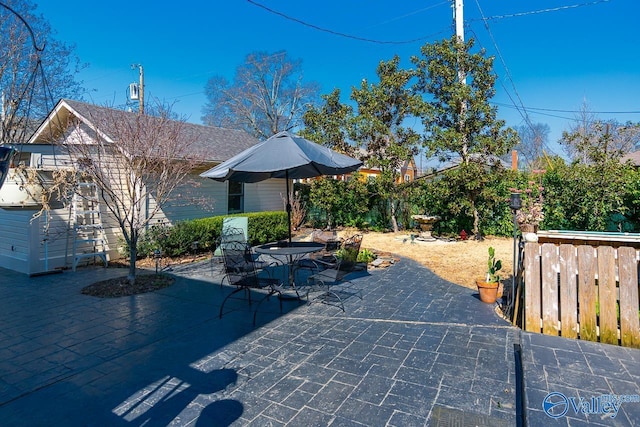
[{"x1": 338, "y1": 230, "x2": 515, "y2": 290}]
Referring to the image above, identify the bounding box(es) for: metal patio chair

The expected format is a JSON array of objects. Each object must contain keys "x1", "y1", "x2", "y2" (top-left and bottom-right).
[
  {"x1": 300, "y1": 234, "x2": 364, "y2": 311},
  {"x1": 218, "y1": 241, "x2": 283, "y2": 325}
]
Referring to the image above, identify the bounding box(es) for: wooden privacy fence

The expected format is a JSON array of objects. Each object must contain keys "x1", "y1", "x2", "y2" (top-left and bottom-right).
[{"x1": 523, "y1": 231, "x2": 640, "y2": 348}]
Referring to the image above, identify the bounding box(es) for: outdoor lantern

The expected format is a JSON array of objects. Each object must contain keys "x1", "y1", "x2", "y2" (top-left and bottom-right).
[
  {"x1": 507, "y1": 191, "x2": 523, "y2": 320},
  {"x1": 509, "y1": 193, "x2": 522, "y2": 211},
  {"x1": 154, "y1": 249, "x2": 162, "y2": 273}
]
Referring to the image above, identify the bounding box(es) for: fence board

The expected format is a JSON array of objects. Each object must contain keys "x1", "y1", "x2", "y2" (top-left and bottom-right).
[
  {"x1": 541, "y1": 244, "x2": 559, "y2": 335},
  {"x1": 559, "y1": 244, "x2": 578, "y2": 339},
  {"x1": 577, "y1": 246, "x2": 597, "y2": 342},
  {"x1": 597, "y1": 246, "x2": 618, "y2": 345},
  {"x1": 618, "y1": 247, "x2": 640, "y2": 348},
  {"x1": 524, "y1": 243, "x2": 541, "y2": 332}
]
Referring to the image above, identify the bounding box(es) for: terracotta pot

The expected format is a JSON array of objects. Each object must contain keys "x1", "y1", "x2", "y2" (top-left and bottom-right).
[{"x1": 476, "y1": 279, "x2": 499, "y2": 304}]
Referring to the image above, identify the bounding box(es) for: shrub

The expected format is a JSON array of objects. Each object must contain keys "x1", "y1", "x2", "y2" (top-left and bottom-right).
[
  {"x1": 135, "y1": 211, "x2": 289, "y2": 258},
  {"x1": 357, "y1": 248, "x2": 377, "y2": 263}
]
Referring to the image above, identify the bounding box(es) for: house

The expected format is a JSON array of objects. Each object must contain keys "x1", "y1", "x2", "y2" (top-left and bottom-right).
[
  {"x1": 0, "y1": 99, "x2": 286, "y2": 275},
  {"x1": 355, "y1": 158, "x2": 419, "y2": 183},
  {"x1": 300, "y1": 157, "x2": 419, "y2": 184}
]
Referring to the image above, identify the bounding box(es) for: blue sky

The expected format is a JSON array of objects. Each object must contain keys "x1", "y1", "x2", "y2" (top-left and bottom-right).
[{"x1": 37, "y1": 0, "x2": 640, "y2": 159}]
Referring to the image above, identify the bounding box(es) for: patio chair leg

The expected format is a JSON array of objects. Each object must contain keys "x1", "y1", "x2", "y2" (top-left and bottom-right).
[{"x1": 219, "y1": 287, "x2": 245, "y2": 319}]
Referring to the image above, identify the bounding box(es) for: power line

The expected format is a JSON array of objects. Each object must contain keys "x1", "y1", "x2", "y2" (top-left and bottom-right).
[
  {"x1": 468, "y1": 0, "x2": 610, "y2": 22},
  {"x1": 495, "y1": 103, "x2": 640, "y2": 115},
  {"x1": 468, "y1": 2, "x2": 556, "y2": 154},
  {"x1": 358, "y1": 1, "x2": 450, "y2": 31},
  {"x1": 492, "y1": 102, "x2": 576, "y2": 122},
  {"x1": 471, "y1": 2, "x2": 534, "y2": 128},
  {"x1": 246, "y1": 0, "x2": 449, "y2": 45}
]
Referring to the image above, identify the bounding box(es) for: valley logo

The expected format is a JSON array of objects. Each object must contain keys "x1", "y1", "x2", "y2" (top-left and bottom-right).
[{"x1": 543, "y1": 391, "x2": 639, "y2": 419}]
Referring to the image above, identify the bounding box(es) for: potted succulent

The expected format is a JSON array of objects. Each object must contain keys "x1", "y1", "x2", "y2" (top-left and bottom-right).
[{"x1": 476, "y1": 246, "x2": 502, "y2": 304}]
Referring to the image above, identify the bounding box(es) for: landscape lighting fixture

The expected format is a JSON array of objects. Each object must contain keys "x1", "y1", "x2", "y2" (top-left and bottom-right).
[{"x1": 509, "y1": 193, "x2": 522, "y2": 211}]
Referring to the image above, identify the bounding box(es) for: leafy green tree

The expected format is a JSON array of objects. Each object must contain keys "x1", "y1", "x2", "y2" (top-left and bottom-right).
[
  {"x1": 300, "y1": 88, "x2": 356, "y2": 157},
  {"x1": 304, "y1": 56, "x2": 422, "y2": 232},
  {"x1": 351, "y1": 56, "x2": 423, "y2": 232},
  {"x1": 621, "y1": 167, "x2": 640, "y2": 231},
  {"x1": 340, "y1": 175, "x2": 374, "y2": 228},
  {"x1": 309, "y1": 177, "x2": 343, "y2": 229},
  {"x1": 415, "y1": 162, "x2": 511, "y2": 236},
  {"x1": 411, "y1": 36, "x2": 518, "y2": 237},
  {"x1": 202, "y1": 51, "x2": 319, "y2": 139},
  {"x1": 307, "y1": 175, "x2": 375, "y2": 229},
  {"x1": 542, "y1": 159, "x2": 634, "y2": 231}
]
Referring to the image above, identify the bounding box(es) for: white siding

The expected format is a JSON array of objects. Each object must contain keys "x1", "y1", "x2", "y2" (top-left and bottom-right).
[
  {"x1": 0, "y1": 152, "x2": 287, "y2": 274},
  {"x1": 0, "y1": 208, "x2": 32, "y2": 274},
  {"x1": 0, "y1": 204, "x2": 74, "y2": 275},
  {"x1": 160, "y1": 176, "x2": 286, "y2": 222},
  {"x1": 160, "y1": 176, "x2": 228, "y2": 222},
  {"x1": 244, "y1": 179, "x2": 287, "y2": 213}
]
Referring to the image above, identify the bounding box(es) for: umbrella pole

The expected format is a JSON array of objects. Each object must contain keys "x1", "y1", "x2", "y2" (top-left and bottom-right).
[{"x1": 286, "y1": 171, "x2": 292, "y2": 245}]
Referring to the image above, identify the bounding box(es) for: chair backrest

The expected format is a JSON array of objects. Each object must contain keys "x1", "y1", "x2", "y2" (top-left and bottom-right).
[
  {"x1": 311, "y1": 229, "x2": 342, "y2": 254},
  {"x1": 214, "y1": 216, "x2": 249, "y2": 256},
  {"x1": 339, "y1": 234, "x2": 363, "y2": 271},
  {"x1": 220, "y1": 241, "x2": 259, "y2": 287}
]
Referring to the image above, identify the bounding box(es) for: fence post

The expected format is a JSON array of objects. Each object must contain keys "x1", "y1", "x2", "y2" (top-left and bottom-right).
[
  {"x1": 578, "y1": 246, "x2": 597, "y2": 342},
  {"x1": 524, "y1": 242, "x2": 541, "y2": 333},
  {"x1": 541, "y1": 244, "x2": 559, "y2": 335},
  {"x1": 598, "y1": 246, "x2": 618, "y2": 345},
  {"x1": 559, "y1": 244, "x2": 578, "y2": 339},
  {"x1": 618, "y1": 247, "x2": 640, "y2": 348}
]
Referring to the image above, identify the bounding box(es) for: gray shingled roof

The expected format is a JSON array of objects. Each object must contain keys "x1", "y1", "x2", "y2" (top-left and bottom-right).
[{"x1": 36, "y1": 99, "x2": 259, "y2": 163}]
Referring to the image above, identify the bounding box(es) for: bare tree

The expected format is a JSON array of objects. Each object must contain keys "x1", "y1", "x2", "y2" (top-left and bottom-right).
[
  {"x1": 202, "y1": 51, "x2": 319, "y2": 139},
  {"x1": 561, "y1": 100, "x2": 640, "y2": 164},
  {"x1": 0, "y1": 0, "x2": 84, "y2": 145},
  {"x1": 61, "y1": 103, "x2": 205, "y2": 284},
  {"x1": 513, "y1": 123, "x2": 550, "y2": 170}
]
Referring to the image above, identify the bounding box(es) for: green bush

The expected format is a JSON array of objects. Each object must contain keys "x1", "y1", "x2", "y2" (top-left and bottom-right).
[
  {"x1": 357, "y1": 248, "x2": 377, "y2": 263},
  {"x1": 136, "y1": 211, "x2": 289, "y2": 258}
]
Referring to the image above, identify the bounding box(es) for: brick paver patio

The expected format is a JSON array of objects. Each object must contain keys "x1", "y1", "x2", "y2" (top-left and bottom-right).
[{"x1": 0, "y1": 255, "x2": 637, "y2": 425}]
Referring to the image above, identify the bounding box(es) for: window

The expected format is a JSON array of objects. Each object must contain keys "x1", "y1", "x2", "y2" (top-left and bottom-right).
[
  {"x1": 404, "y1": 174, "x2": 411, "y2": 182},
  {"x1": 228, "y1": 181, "x2": 244, "y2": 213}
]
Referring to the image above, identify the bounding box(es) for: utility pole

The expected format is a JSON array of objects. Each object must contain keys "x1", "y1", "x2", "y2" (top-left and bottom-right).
[
  {"x1": 454, "y1": 0, "x2": 464, "y2": 43},
  {"x1": 131, "y1": 64, "x2": 144, "y2": 114},
  {"x1": 452, "y1": 0, "x2": 469, "y2": 165},
  {"x1": 453, "y1": 0, "x2": 466, "y2": 84}
]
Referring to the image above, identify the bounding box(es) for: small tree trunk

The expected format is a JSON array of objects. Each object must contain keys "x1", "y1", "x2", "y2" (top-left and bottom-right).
[
  {"x1": 472, "y1": 200, "x2": 480, "y2": 238},
  {"x1": 390, "y1": 200, "x2": 399, "y2": 233},
  {"x1": 128, "y1": 245, "x2": 137, "y2": 285}
]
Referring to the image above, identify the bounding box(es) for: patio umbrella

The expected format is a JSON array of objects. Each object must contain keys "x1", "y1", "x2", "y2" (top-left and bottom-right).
[{"x1": 200, "y1": 131, "x2": 362, "y2": 243}]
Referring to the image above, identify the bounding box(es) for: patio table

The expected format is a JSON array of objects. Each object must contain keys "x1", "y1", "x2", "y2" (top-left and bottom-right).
[{"x1": 254, "y1": 242, "x2": 324, "y2": 297}]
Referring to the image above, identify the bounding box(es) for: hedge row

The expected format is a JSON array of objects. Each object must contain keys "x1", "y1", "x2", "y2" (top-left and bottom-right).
[{"x1": 137, "y1": 211, "x2": 289, "y2": 258}]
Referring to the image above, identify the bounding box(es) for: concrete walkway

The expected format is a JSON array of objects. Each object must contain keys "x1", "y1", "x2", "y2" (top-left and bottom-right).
[{"x1": 0, "y1": 257, "x2": 638, "y2": 426}]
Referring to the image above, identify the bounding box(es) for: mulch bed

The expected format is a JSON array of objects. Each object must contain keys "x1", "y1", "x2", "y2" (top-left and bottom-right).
[{"x1": 80, "y1": 273, "x2": 175, "y2": 298}]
